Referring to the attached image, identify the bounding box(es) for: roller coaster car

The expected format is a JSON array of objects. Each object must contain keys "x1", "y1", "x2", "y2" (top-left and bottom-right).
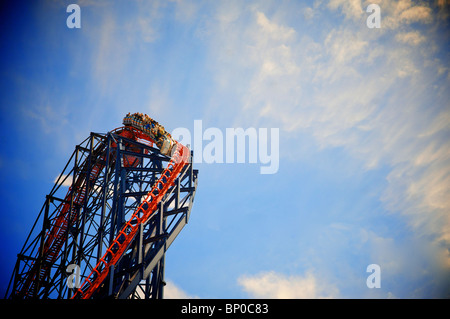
[
  {"x1": 160, "y1": 136, "x2": 174, "y2": 156},
  {"x1": 123, "y1": 113, "x2": 175, "y2": 157}
]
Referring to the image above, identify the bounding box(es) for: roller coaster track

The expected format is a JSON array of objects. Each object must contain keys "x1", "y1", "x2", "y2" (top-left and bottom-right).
[
  {"x1": 72, "y1": 141, "x2": 189, "y2": 299},
  {"x1": 7, "y1": 114, "x2": 194, "y2": 299},
  {"x1": 15, "y1": 139, "x2": 108, "y2": 298}
]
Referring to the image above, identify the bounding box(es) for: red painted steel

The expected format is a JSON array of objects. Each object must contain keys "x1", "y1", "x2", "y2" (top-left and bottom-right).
[{"x1": 72, "y1": 141, "x2": 188, "y2": 299}]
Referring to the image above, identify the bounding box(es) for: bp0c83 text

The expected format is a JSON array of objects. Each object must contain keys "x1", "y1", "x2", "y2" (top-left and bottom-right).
[{"x1": 225, "y1": 303, "x2": 269, "y2": 314}]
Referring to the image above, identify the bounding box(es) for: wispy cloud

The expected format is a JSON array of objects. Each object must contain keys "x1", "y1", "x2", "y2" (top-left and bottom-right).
[
  {"x1": 205, "y1": 0, "x2": 450, "y2": 286},
  {"x1": 327, "y1": 0, "x2": 364, "y2": 20},
  {"x1": 395, "y1": 31, "x2": 426, "y2": 45},
  {"x1": 3, "y1": 0, "x2": 448, "y2": 299},
  {"x1": 164, "y1": 280, "x2": 199, "y2": 299},
  {"x1": 328, "y1": 0, "x2": 433, "y2": 27},
  {"x1": 53, "y1": 173, "x2": 73, "y2": 187},
  {"x1": 22, "y1": 103, "x2": 69, "y2": 135},
  {"x1": 238, "y1": 271, "x2": 339, "y2": 299}
]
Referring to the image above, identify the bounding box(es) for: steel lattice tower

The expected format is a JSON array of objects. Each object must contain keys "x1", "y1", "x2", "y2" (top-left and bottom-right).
[{"x1": 6, "y1": 126, "x2": 198, "y2": 299}]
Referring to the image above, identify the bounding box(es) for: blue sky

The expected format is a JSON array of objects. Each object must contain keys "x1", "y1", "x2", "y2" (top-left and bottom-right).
[{"x1": 1, "y1": 0, "x2": 449, "y2": 298}]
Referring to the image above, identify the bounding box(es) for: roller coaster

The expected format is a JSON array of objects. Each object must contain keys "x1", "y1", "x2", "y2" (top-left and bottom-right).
[{"x1": 5, "y1": 113, "x2": 198, "y2": 299}]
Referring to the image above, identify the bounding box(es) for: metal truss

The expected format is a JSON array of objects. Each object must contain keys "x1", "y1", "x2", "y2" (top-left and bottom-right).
[{"x1": 6, "y1": 127, "x2": 198, "y2": 299}]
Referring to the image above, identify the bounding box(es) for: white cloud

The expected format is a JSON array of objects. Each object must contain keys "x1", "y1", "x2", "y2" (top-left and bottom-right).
[
  {"x1": 399, "y1": 5, "x2": 433, "y2": 23},
  {"x1": 377, "y1": 0, "x2": 433, "y2": 29},
  {"x1": 136, "y1": 16, "x2": 158, "y2": 43},
  {"x1": 206, "y1": 1, "x2": 450, "y2": 268},
  {"x1": 23, "y1": 103, "x2": 69, "y2": 135},
  {"x1": 255, "y1": 11, "x2": 296, "y2": 42},
  {"x1": 303, "y1": 7, "x2": 315, "y2": 20},
  {"x1": 164, "y1": 280, "x2": 198, "y2": 299},
  {"x1": 86, "y1": 1, "x2": 164, "y2": 95},
  {"x1": 324, "y1": 28, "x2": 368, "y2": 66},
  {"x1": 90, "y1": 15, "x2": 128, "y2": 95},
  {"x1": 327, "y1": 0, "x2": 364, "y2": 20},
  {"x1": 54, "y1": 174, "x2": 73, "y2": 187},
  {"x1": 318, "y1": 223, "x2": 450, "y2": 297},
  {"x1": 238, "y1": 271, "x2": 339, "y2": 299},
  {"x1": 364, "y1": 227, "x2": 450, "y2": 297},
  {"x1": 169, "y1": 0, "x2": 199, "y2": 22},
  {"x1": 395, "y1": 31, "x2": 426, "y2": 45}
]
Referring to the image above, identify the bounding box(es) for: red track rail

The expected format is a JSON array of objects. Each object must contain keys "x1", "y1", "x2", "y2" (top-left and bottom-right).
[
  {"x1": 16, "y1": 126, "x2": 154, "y2": 298},
  {"x1": 72, "y1": 141, "x2": 189, "y2": 299},
  {"x1": 17, "y1": 156, "x2": 104, "y2": 298},
  {"x1": 14, "y1": 120, "x2": 184, "y2": 299}
]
